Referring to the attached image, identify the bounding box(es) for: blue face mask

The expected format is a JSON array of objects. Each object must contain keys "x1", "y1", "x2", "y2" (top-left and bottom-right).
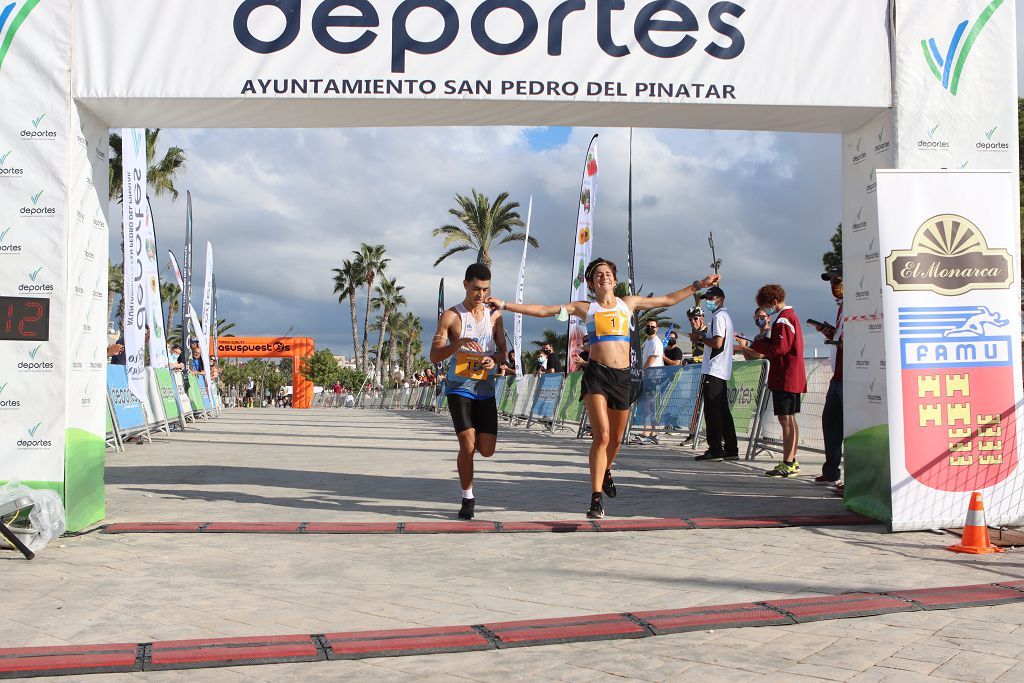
[
  {"x1": 763, "y1": 305, "x2": 777, "y2": 316},
  {"x1": 703, "y1": 300, "x2": 718, "y2": 313}
]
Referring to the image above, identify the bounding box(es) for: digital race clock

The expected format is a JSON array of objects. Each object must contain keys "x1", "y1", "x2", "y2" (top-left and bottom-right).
[{"x1": 0, "y1": 296, "x2": 50, "y2": 341}]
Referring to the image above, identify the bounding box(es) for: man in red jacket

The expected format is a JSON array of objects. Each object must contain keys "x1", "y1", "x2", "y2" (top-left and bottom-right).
[{"x1": 738, "y1": 284, "x2": 807, "y2": 477}]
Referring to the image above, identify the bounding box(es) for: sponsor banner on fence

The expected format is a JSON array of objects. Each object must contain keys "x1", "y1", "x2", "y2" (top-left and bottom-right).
[
  {"x1": 121, "y1": 128, "x2": 150, "y2": 405},
  {"x1": 631, "y1": 365, "x2": 702, "y2": 430},
  {"x1": 106, "y1": 365, "x2": 147, "y2": 432},
  {"x1": 878, "y1": 170, "x2": 1023, "y2": 531},
  {"x1": 531, "y1": 373, "x2": 563, "y2": 420},
  {"x1": 757, "y1": 358, "x2": 831, "y2": 452},
  {"x1": 555, "y1": 371, "x2": 584, "y2": 425}
]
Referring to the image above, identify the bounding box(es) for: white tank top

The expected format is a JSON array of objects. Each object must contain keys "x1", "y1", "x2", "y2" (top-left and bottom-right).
[
  {"x1": 445, "y1": 304, "x2": 498, "y2": 399},
  {"x1": 586, "y1": 298, "x2": 632, "y2": 344}
]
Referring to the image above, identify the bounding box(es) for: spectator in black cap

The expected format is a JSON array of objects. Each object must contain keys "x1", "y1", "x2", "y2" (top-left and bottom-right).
[
  {"x1": 813, "y1": 267, "x2": 844, "y2": 488},
  {"x1": 689, "y1": 286, "x2": 739, "y2": 461}
]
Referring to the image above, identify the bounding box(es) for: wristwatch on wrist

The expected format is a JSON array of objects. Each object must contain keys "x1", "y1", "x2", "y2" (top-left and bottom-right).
[
  {"x1": 501, "y1": 301, "x2": 508, "y2": 311},
  {"x1": 692, "y1": 279, "x2": 702, "y2": 292}
]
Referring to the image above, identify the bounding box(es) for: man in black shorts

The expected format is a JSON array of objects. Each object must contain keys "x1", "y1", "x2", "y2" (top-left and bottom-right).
[{"x1": 429, "y1": 263, "x2": 507, "y2": 519}]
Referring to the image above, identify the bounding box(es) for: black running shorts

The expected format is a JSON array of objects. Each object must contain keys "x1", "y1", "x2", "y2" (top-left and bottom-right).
[
  {"x1": 772, "y1": 390, "x2": 802, "y2": 416},
  {"x1": 581, "y1": 361, "x2": 631, "y2": 412},
  {"x1": 447, "y1": 394, "x2": 499, "y2": 435}
]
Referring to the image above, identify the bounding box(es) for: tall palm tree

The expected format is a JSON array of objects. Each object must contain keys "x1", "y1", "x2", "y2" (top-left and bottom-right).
[
  {"x1": 160, "y1": 281, "x2": 181, "y2": 340},
  {"x1": 107, "y1": 261, "x2": 123, "y2": 323},
  {"x1": 370, "y1": 277, "x2": 406, "y2": 382},
  {"x1": 433, "y1": 190, "x2": 537, "y2": 268},
  {"x1": 216, "y1": 318, "x2": 237, "y2": 337},
  {"x1": 331, "y1": 258, "x2": 364, "y2": 370},
  {"x1": 108, "y1": 129, "x2": 187, "y2": 202},
  {"x1": 353, "y1": 244, "x2": 389, "y2": 372},
  {"x1": 397, "y1": 312, "x2": 423, "y2": 380}
]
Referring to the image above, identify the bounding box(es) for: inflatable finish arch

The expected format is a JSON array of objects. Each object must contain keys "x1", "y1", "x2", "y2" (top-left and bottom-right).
[
  {"x1": 0, "y1": 1, "x2": 1017, "y2": 532},
  {"x1": 217, "y1": 337, "x2": 315, "y2": 409}
]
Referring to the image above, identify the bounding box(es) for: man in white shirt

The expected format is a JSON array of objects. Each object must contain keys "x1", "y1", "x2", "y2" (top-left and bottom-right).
[
  {"x1": 635, "y1": 319, "x2": 665, "y2": 444},
  {"x1": 690, "y1": 287, "x2": 739, "y2": 461}
]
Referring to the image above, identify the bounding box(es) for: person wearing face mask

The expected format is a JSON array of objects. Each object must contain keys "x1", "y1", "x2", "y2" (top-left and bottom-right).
[
  {"x1": 813, "y1": 267, "x2": 844, "y2": 489},
  {"x1": 634, "y1": 319, "x2": 666, "y2": 444},
  {"x1": 686, "y1": 307, "x2": 706, "y2": 364},
  {"x1": 736, "y1": 284, "x2": 806, "y2": 477},
  {"x1": 663, "y1": 329, "x2": 684, "y2": 366},
  {"x1": 689, "y1": 287, "x2": 739, "y2": 461}
]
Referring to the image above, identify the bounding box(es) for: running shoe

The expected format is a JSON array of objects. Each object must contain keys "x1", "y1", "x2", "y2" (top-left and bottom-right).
[
  {"x1": 721, "y1": 453, "x2": 741, "y2": 461},
  {"x1": 765, "y1": 461, "x2": 800, "y2": 477},
  {"x1": 586, "y1": 494, "x2": 605, "y2": 519},
  {"x1": 814, "y1": 475, "x2": 839, "y2": 485},
  {"x1": 602, "y1": 470, "x2": 617, "y2": 498},
  {"x1": 628, "y1": 435, "x2": 645, "y2": 445},
  {"x1": 458, "y1": 497, "x2": 475, "y2": 520},
  {"x1": 694, "y1": 452, "x2": 724, "y2": 462},
  {"x1": 645, "y1": 435, "x2": 660, "y2": 445}
]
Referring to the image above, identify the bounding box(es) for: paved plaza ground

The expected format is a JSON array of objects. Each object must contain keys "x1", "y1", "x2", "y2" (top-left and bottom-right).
[{"x1": 3, "y1": 408, "x2": 1024, "y2": 681}]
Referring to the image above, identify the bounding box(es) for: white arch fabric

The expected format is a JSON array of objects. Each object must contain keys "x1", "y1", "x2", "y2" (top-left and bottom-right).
[
  {"x1": 73, "y1": 0, "x2": 891, "y2": 131},
  {"x1": 0, "y1": 0, "x2": 1018, "y2": 533}
]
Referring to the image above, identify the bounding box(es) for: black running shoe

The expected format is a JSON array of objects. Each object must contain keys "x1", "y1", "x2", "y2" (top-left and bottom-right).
[
  {"x1": 602, "y1": 470, "x2": 617, "y2": 498},
  {"x1": 586, "y1": 493, "x2": 605, "y2": 519},
  {"x1": 458, "y1": 497, "x2": 475, "y2": 520},
  {"x1": 694, "y1": 452, "x2": 724, "y2": 462},
  {"x1": 722, "y1": 453, "x2": 741, "y2": 461}
]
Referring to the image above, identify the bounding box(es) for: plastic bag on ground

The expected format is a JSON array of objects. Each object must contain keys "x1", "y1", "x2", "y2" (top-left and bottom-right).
[{"x1": 0, "y1": 481, "x2": 66, "y2": 552}]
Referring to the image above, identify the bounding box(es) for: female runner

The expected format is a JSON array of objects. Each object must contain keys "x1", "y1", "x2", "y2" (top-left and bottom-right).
[{"x1": 488, "y1": 258, "x2": 719, "y2": 518}]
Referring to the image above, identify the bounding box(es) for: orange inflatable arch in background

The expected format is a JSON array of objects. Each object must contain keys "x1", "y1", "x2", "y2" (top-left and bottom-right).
[{"x1": 215, "y1": 337, "x2": 315, "y2": 409}]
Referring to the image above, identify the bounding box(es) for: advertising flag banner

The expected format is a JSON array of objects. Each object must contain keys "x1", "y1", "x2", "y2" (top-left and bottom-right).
[
  {"x1": 877, "y1": 170, "x2": 1023, "y2": 531},
  {"x1": 211, "y1": 274, "x2": 218, "y2": 364},
  {"x1": 138, "y1": 190, "x2": 169, "y2": 370},
  {"x1": 568, "y1": 135, "x2": 597, "y2": 371},
  {"x1": 201, "y1": 241, "x2": 213, "y2": 350},
  {"x1": 121, "y1": 128, "x2": 150, "y2": 405},
  {"x1": 182, "y1": 192, "x2": 193, "y2": 345},
  {"x1": 187, "y1": 303, "x2": 214, "y2": 407},
  {"x1": 514, "y1": 197, "x2": 532, "y2": 384},
  {"x1": 167, "y1": 251, "x2": 185, "y2": 290}
]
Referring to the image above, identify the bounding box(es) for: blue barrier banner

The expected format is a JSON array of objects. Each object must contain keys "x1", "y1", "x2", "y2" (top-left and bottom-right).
[
  {"x1": 197, "y1": 375, "x2": 213, "y2": 412},
  {"x1": 493, "y1": 376, "x2": 507, "y2": 407},
  {"x1": 631, "y1": 365, "x2": 702, "y2": 429},
  {"x1": 107, "y1": 365, "x2": 147, "y2": 431},
  {"x1": 531, "y1": 373, "x2": 563, "y2": 419}
]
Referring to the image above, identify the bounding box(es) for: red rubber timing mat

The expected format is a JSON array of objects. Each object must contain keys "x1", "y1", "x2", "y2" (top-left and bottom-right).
[
  {"x1": 101, "y1": 512, "x2": 876, "y2": 536},
  {"x1": 2, "y1": 581, "x2": 1022, "y2": 678}
]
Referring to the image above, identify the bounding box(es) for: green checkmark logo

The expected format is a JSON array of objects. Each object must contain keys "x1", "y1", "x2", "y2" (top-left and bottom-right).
[
  {"x1": 928, "y1": 124, "x2": 940, "y2": 138},
  {"x1": 31, "y1": 113, "x2": 45, "y2": 128},
  {"x1": 29, "y1": 267, "x2": 42, "y2": 281},
  {"x1": 0, "y1": 227, "x2": 10, "y2": 241},
  {"x1": 28, "y1": 423, "x2": 41, "y2": 437},
  {"x1": 0, "y1": 382, "x2": 7, "y2": 394},
  {"x1": 30, "y1": 190, "x2": 43, "y2": 205},
  {"x1": 0, "y1": 150, "x2": 10, "y2": 165},
  {"x1": 985, "y1": 126, "x2": 997, "y2": 140},
  {"x1": 28, "y1": 345, "x2": 41, "y2": 359}
]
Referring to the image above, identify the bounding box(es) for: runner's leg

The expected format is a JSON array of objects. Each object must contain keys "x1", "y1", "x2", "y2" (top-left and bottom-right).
[
  {"x1": 456, "y1": 429, "x2": 477, "y2": 490},
  {"x1": 584, "y1": 393, "x2": 611, "y2": 493},
  {"x1": 606, "y1": 408, "x2": 629, "y2": 471}
]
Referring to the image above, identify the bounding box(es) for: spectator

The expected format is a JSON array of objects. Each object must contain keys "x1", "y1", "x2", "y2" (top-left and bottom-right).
[
  {"x1": 663, "y1": 328, "x2": 684, "y2": 366},
  {"x1": 572, "y1": 336, "x2": 591, "y2": 369},
  {"x1": 690, "y1": 286, "x2": 739, "y2": 462},
  {"x1": 189, "y1": 340, "x2": 204, "y2": 374},
  {"x1": 543, "y1": 343, "x2": 562, "y2": 374},
  {"x1": 686, "y1": 307, "x2": 706, "y2": 364},
  {"x1": 739, "y1": 284, "x2": 806, "y2": 478},
  {"x1": 814, "y1": 268, "x2": 844, "y2": 488},
  {"x1": 244, "y1": 377, "x2": 256, "y2": 407},
  {"x1": 635, "y1": 318, "x2": 664, "y2": 445},
  {"x1": 535, "y1": 349, "x2": 548, "y2": 376},
  {"x1": 109, "y1": 335, "x2": 127, "y2": 365}
]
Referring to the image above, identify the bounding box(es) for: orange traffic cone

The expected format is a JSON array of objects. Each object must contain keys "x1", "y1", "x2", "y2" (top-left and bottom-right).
[{"x1": 948, "y1": 492, "x2": 1004, "y2": 554}]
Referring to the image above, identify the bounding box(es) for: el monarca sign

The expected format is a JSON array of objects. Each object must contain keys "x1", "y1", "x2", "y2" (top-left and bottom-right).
[{"x1": 885, "y1": 214, "x2": 1014, "y2": 296}]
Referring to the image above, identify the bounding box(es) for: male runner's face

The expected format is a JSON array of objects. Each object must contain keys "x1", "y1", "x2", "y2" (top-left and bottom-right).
[{"x1": 464, "y1": 278, "x2": 490, "y2": 306}]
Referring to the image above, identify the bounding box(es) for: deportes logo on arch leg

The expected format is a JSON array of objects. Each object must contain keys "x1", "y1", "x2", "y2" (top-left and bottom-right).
[{"x1": 0, "y1": 0, "x2": 40, "y2": 73}]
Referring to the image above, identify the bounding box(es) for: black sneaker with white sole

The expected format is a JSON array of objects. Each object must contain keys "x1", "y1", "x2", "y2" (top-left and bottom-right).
[
  {"x1": 602, "y1": 470, "x2": 617, "y2": 498},
  {"x1": 586, "y1": 493, "x2": 605, "y2": 519},
  {"x1": 458, "y1": 497, "x2": 475, "y2": 520}
]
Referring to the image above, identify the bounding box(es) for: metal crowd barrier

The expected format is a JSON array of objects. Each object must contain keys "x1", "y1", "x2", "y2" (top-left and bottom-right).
[{"x1": 346, "y1": 359, "x2": 832, "y2": 462}]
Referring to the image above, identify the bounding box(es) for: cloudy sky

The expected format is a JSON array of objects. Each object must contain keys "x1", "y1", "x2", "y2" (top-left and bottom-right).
[{"x1": 117, "y1": 3, "x2": 1024, "y2": 365}]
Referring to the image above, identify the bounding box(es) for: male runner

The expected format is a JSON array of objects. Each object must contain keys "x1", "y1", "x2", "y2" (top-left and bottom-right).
[{"x1": 429, "y1": 263, "x2": 508, "y2": 520}]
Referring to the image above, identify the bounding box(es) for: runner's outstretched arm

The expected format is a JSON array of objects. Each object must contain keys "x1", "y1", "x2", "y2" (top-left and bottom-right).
[
  {"x1": 625, "y1": 274, "x2": 720, "y2": 311},
  {"x1": 485, "y1": 299, "x2": 589, "y2": 319}
]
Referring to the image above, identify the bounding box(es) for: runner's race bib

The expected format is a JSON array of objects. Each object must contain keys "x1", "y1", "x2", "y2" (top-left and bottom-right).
[
  {"x1": 594, "y1": 310, "x2": 626, "y2": 338},
  {"x1": 455, "y1": 352, "x2": 490, "y2": 380}
]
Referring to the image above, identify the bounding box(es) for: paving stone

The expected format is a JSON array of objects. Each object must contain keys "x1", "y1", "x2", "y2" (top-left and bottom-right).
[{"x1": 931, "y1": 650, "x2": 1018, "y2": 682}]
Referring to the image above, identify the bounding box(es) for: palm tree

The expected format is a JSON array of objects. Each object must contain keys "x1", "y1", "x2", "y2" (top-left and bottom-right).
[
  {"x1": 433, "y1": 190, "x2": 537, "y2": 268},
  {"x1": 331, "y1": 258, "x2": 364, "y2": 371},
  {"x1": 370, "y1": 277, "x2": 406, "y2": 383},
  {"x1": 354, "y1": 244, "x2": 389, "y2": 373},
  {"x1": 107, "y1": 261, "x2": 123, "y2": 324},
  {"x1": 216, "y1": 318, "x2": 236, "y2": 337},
  {"x1": 108, "y1": 129, "x2": 187, "y2": 202},
  {"x1": 397, "y1": 312, "x2": 423, "y2": 380},
  {"x1": 160, "y1": 281, "x2": 181, "y2": 341}
]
